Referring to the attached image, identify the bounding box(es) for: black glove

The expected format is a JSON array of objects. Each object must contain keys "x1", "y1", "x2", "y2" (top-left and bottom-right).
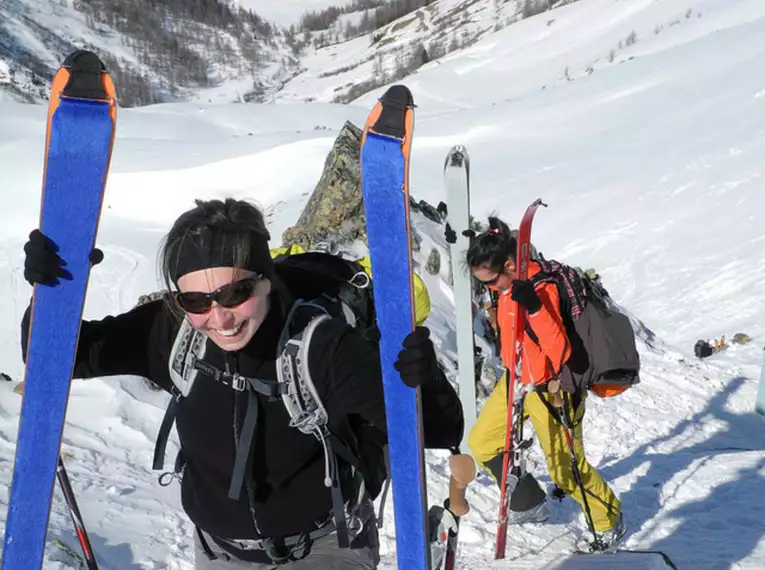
[
  {"x1": 394, "y1": 326, "x2": 439, "y2": 388},
  {"x1": 444, "y1": 222, "x2": 457, "y2": 245},
  {"x1": 511, "y1": 279, "x2": 542, "y2": 314},
  {"x1": 23, "y1": 229, "x2": 103, "y2": 286}
]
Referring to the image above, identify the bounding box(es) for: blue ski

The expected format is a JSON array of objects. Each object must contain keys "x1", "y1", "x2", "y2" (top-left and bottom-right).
[
  {"x1": 360, "y1": 85, "x2": 430, "y2": 570},
  {"x1": 3, "y1": 51, "x2": 116, "y2": 570}
]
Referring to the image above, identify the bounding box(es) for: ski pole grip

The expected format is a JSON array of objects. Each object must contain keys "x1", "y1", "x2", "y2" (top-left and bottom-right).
[
  {"x1": 448, "y1": 454, "x2": 476, "y2": 517},
  {"x1": 548, "y1": 380, "x2": 564, "y2": 408}
]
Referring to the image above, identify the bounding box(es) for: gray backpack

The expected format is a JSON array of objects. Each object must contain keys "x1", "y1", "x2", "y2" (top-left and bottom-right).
[{"x1": 529, "y1": 259, "x2": 641, "y2": 398}]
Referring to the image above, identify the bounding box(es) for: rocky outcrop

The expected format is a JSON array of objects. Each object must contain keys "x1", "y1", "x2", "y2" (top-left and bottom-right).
[
  {"x1": 281, "y1": 120, "x2": 439, "y2": 254},
  {"x1": 281, "y1": 121, "x2": 367, "y2": 249}
]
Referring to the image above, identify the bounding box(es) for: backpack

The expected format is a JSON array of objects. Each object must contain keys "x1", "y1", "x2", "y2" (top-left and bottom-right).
[
  {"x1": 153, "y1": 251, "x2": 389, "y2": 549},
  {"x1": 529, "y1": 258, "x2": 641, "y2": 398}
]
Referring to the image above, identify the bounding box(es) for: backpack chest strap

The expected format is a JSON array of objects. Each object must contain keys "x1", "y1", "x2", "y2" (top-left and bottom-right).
[{"x1": 192, "y1": 356, "x2": 286, "y2": 396}]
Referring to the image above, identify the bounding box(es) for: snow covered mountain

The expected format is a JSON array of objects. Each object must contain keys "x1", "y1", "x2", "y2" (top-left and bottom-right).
[
  {"x1": 1, "y1": 0, "x2": 585, "y2": 106},
  {"x1": 1, "y1": 0, "x2": 765, "y2": 569},
  {"x1": 0, "y1": 0, "x2": 298, "y2": 106}
]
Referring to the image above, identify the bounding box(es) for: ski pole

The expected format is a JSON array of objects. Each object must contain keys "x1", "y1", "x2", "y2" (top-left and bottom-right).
[
  {"x1": 431, "y1": 450, "x2": 475, "y2": 570},
  {"x1": 10, "y1": 378, "x2": 99, "y2": 568},
  {"x1": 558, "y1": 394, "x2": 603, "y2": 551},
  {"x1": 56, "y1": 457, "x2": 100, "y2": 570}
]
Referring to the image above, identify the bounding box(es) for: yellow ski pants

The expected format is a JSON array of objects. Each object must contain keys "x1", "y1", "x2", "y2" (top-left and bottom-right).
[{"x1": 468, "y1": 376, "x2": 621, "y2": 532}]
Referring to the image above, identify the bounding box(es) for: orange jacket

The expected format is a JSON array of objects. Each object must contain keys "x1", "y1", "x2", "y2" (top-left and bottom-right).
[{"x1": 496, "y1": 262, "x2": 571, "y2": 386}]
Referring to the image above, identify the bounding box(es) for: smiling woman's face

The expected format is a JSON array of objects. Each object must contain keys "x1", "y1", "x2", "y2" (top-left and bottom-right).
[{"x1": 177, "y1": 267, "x2": 271, "y2": 351}]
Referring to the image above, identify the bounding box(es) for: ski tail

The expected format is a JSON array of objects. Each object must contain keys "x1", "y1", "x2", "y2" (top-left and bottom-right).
[
  {"x1": 3, "y1": 50, "x2": 116, "y2": 570},
  {"x1": 495, "y1": 199, "x2": 547, "y2": 559}
]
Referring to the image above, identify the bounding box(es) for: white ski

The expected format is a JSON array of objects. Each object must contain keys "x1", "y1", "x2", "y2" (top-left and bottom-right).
[{"x1": 444, "y1": 145, "x2": 477, "y2": 450}]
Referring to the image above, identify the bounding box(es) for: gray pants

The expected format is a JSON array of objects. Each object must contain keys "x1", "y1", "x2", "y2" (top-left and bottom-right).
[{"x1": 194, "y1": 524, "x2": 380, "y2": 570}]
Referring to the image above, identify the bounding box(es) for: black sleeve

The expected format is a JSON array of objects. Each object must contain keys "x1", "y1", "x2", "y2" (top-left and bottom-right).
[
  {"x1": 20, "y1": 298, "x2": 168, "y2": 382},
  {"x1": 313, "y1": 319, "x2": 464, "y2": 450}
]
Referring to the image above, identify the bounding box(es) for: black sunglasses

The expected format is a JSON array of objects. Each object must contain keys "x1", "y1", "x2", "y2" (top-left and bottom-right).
[
  {"x1": 176, "y1": 277, "x2": 261, "y2": 314},
  {"x1": 477, "y1": 273, "x2": 502, "y2": 286}
]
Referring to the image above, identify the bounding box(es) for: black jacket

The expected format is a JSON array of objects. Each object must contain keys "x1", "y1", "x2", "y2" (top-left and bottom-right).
[{"x1": 21, "y1": 298, "x2": 463, "y2": 541}]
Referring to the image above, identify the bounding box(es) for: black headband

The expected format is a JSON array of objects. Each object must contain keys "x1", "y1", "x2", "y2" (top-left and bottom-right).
[{"x1": 168, "y1": 229, "x2": 273, "y2": 286}]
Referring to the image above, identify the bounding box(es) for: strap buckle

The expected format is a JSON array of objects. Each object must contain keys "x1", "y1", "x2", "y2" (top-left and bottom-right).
[{"x1": 231, "y1": 373, "x2": 246, "y2": 392}]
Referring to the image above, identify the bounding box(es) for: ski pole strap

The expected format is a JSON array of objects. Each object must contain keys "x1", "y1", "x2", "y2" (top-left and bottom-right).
[
  {"x1": 560, "y1": 391, "x2": 573, "y2": 430},
  {"x1": 534, "y1": 387, "x2": 583, "y2": 428}
]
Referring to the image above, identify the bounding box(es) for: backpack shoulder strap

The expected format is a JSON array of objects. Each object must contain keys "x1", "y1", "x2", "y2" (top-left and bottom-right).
[
  {"x1": 154, "y1": 319, "x2": 206, "y2": 472},
  {"x1": 277, "y1": 299, "x2": 332, "y2": 435},
  {"x1": 276, "y1": 299, "x2": 355, "y2": 548},
  {"x1": 530, "y1": 260, "x2": 588, "y2": 321},
  {"x1": 169, "y1": 318, "x2": 207, "y2": 397}
]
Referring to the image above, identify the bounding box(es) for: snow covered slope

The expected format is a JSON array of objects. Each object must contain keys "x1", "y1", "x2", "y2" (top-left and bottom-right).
[{"x1": 1, "y1": 0, "x2": 764, "y2": 569}]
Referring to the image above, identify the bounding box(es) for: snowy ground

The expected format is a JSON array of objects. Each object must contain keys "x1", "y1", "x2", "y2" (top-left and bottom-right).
[{"x1": 1, "y1": 0, "x2": 765, "y2": 568}]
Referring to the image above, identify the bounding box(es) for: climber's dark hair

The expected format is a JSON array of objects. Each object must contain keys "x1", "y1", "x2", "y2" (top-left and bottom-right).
[{"x1": 465, "y1": 215, "x2": 517, "y2": 273}]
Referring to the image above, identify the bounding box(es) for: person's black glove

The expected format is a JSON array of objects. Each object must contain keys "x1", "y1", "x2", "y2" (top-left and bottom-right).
[
  {"x1": 23, "y1": 229, "x2": 103, "y2": 286},
  {"x1": 511, "y1": 279, "x2": 542, "y2": 314},
  {"x1": 394, "y1": 326, "x2": 439, "y2": 388},
  {"x1": 444, "y1": 222, "x2": 457, "y2": 245}
]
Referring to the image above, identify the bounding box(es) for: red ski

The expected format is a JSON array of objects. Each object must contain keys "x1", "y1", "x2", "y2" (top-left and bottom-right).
[{"x1": 494, "y1": 198, "x2": 547, "y2": 559}]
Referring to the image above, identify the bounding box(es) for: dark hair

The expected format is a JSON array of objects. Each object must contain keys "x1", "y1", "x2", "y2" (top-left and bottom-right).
[
  {"x1": 465, "y1": 215, "x2": 517, "y2": 273},
  {"x1": 158, "y1": 198, "x2": 291, "y2": 318}
]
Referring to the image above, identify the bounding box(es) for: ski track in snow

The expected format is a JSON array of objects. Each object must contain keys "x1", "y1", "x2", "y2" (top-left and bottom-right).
[{"x1": 2, "y1": 0, "x2": 765, "y2": 568}]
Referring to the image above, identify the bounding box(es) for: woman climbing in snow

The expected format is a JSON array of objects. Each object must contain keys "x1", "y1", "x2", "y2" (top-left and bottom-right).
[
  {"x1": 464, "y1": 215, "x2": 625, "y2": 550},
  {"x1": 21, "y1": 198, "x2": 464, "y2": 569}
]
